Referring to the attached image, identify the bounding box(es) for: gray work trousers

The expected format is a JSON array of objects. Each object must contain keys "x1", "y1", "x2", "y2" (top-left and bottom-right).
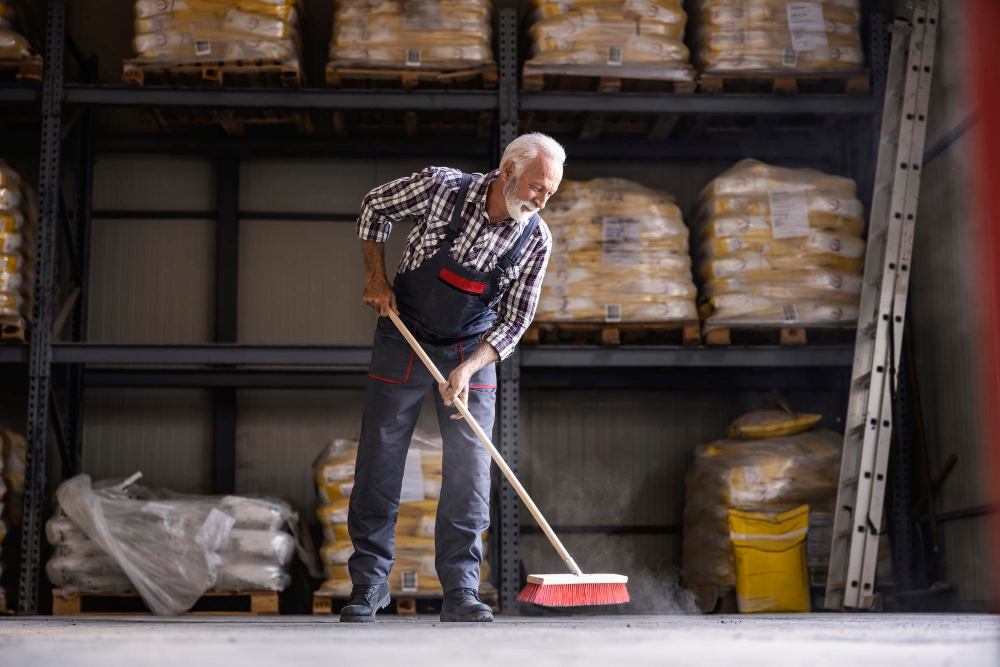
[{"x1": 347, "y1": 317, "x2": 496, "y2": 592}]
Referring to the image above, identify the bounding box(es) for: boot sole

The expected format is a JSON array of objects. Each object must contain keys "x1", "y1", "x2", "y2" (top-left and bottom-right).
[
  {"x1": 440, "y1": 610, "x2": 494, "y2": 623},
  {"x1": 339, "y1": 592, "x2": 391, "y2": 623}
]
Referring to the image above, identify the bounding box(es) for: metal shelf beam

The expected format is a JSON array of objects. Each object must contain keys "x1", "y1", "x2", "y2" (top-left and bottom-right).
[
  {"x1": 520, "y1": 92, "x2": 877, "y2": 115},
  {"x1": 520, "y1": 346, "x2": 854, "y2": 368},
  {"x1": 64, "y1": 85, "x2": 499, "y2": 111},
  {"x1": 0, "y1": 85, "x2": 41, "y2": 103},
  {"x1": 48, "y1": 343, "x2": 373, "y2": 366}
]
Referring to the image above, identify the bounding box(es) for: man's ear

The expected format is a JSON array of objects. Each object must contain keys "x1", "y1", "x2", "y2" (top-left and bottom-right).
[{"x1": 501, "y1": 160, "x2": 515, "y2": 180}]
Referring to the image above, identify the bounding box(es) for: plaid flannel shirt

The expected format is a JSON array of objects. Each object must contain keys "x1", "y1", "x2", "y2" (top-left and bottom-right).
[{"x1": 357, "y1": 166, "x2": 551, "y2": 361}]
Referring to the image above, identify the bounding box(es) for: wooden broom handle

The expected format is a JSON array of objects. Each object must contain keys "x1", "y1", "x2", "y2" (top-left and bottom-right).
[{"x1": 388, "y1": 311, "x2": 582, "y2": 576}]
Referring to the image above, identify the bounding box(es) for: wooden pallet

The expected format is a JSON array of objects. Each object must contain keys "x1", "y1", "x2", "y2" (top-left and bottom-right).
[
  {"x1": 332, "y1": 110, "x2": 494, "y2": 139},
  {"x1": 522, "y1": 72, "x2": 696, "y2": 94},
  {"x1": 0, "y1": 56, "x2": 43, "y2": 83},
  {"x1": 325, "y1": 65, "x2": 498, "y2": 90},
  {"x1": 0, "y1": 314, "x2": 26, "y2": 342},
  {"x1": 703, "y1": 326, "x2": 856, "y2": 346},
  {"x1": 313, "y1": 588, "x2": 499, "y2": 616},
  {"x1": 52, "y1": 589, "x2": 279, "y2": 616},
  {"x1": 699, "y1": 69, "x2": 870, "y2": 95},
  {"x1": 122, "y1": 60, "x2": 310, "y2": 135},
  {"x1": 525, "y1": 321, "x2": 701, "y2": 347}
]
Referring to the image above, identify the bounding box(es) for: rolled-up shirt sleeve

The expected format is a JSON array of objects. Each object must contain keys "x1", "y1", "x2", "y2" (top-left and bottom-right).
[
  {"x1": 357, "y1": 167, "x2": 440, "y2": 243},
  {"x1": 481, "y1": 231, "x2": 551, "y2": 362}
]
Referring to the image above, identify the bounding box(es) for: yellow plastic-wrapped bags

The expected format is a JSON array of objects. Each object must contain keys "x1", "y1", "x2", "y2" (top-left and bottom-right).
[
  {"x1": 692, "y1": 0, "x2": 864, "y2": 73},
  {"x1": 682, "y1": 427, "x2": 841, "y2": 589},
  {"x1": 0, "y1": 161, "x2": 34, "y2": 333},
  {"x1": 130, "y1": 0, "x2": 303, "y2": 69},
  {"x1": 538, "y1": 178, "x2": 699, "y2": 323},
  {"x1": 695, "y1": 159, "x2": 865, "y2": 332},
  {"x1": 524, "y1": 0, "x2": 695, "y2": 84},
  {"x1": 328, "y1": 0, "x2": 494, "y2": 70},
  {"x1": 729, "y1": 505, "x2": 811, "y2": 613}
]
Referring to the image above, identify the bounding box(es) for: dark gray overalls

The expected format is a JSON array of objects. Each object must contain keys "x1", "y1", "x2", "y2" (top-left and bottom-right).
[{"x1": 348, "y1": 174, "x2": 540, "y2": 592}]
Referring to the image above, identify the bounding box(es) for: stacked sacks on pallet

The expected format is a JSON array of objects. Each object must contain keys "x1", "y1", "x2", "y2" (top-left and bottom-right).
[
  {"x1": 691, "y1": 0, "x2": 864, "y2": 73},
  {"x1": 0, "y1": 0, "x2": 40, "y2": 61},
  {"x1": 327, "y1": 0, "x2": 494, "y2": 74},
  {"x1": 130, "y1": 0, "x2": 303, "y2": 72},
  {"x1": 536, "y1": 178, "x2": 698, "y2": 324},
  {"x1": 0, "y1": 160, "x2": 35, "y2": 338},
  {"x1": 0, "y1": 428, "x2": 26, "y2": 609},
  {"x1": 315, "y1": 432, "x2": 494, "y2": 599},
  {"x1": 45, "y1": 475, "x2": 307, "y2": 615},
  {"x1": 694, "y1": 159, "x2": 865, "y2": 333},
  {"x1": 681, "y1": 409, "x2": 841, "y2": 595},
  {"x1": 523, "y1": 0, "x2": 696, "y2": 86}
]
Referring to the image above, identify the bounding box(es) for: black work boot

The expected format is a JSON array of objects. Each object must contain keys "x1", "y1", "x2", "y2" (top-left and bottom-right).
[
  {"x1": 339, "y1": 583, "x2": 391, "y2": 623},
  {"x1": 441, "y1": 587, "x2": 494, "y2": 622}
]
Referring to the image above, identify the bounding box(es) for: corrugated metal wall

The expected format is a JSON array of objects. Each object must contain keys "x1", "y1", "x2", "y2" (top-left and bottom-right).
[{"x1": 907, "y1": 3, "x2": 997, "y2": 607}]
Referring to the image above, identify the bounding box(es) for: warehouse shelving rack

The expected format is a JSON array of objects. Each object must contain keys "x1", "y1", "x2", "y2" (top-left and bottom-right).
[{"x1": 0, "y1": 1, "x2": 904, "y2": 615}]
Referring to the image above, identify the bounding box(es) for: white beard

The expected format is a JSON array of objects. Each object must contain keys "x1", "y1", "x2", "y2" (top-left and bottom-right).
[{"x1": 503, "y1": 175, "x2": 538, "y2": 223}]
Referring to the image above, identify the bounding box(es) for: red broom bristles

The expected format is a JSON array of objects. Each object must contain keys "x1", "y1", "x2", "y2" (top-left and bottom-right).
[{"x1": 516, "y1": 582, "x2": 630, "y2": 607}]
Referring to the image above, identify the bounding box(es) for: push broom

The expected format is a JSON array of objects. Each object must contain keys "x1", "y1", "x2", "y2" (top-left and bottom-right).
[{"x1": 389, "y1": 311, "x2": 629, "y2": 607}]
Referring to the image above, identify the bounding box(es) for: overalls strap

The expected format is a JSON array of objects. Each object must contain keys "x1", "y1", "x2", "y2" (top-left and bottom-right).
[
  {"x1": 444, "y1": 174, "x2": 473, "y2": 242},
  {"x1": 499, "y1": 213, "x2": 541, "y2": 271}
]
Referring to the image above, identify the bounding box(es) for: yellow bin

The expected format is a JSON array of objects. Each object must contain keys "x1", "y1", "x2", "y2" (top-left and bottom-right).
[{"x1": 728, "y1": 505, "x2": 811, "y2": 613}]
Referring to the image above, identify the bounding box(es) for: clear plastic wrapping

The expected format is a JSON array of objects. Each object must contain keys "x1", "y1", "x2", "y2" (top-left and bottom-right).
[
  {"x1": 682, "y1": 427, "x2": 841, "y2": 588},
  {"x1": 538, "y1": 178, "x2": 699, "y2": 323},
  {"x1": 524, "y1": 0, "x2": 695, "y2": 83},
  {"x1": 328, "y1": 0, "x2": 494, "y2": 70},
  {"x1": 0, "y1": 0, "x2": 35, "y2": 60},
  {"x1": 695, "y1": 159, "x2": 864, "y2": 331},
  {"x1": 0, "y1": 161, "x2": 35, "y2": 329},
  {"x1": 47, "y1": 475, "x2": 306, "y2": 613},
  {"x1": 692, "y1": 0, "x2": 864, "y2": 73},
  {"x1": 130, "y1": 0, "x2": 303, "y2": 69}
]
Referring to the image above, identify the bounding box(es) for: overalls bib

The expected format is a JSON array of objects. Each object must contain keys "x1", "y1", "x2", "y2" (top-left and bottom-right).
[{"x1": 349, "y1": 173, "x2": 539, "y2": 593}]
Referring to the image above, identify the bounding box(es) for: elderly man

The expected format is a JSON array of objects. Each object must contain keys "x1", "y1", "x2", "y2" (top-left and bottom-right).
[{"x1": 341, "y1": 133, "x2": 565, "y2": 623}]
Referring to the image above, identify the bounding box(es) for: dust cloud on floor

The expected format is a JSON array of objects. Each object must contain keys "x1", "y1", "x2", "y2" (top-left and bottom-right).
[{"x1": 1, "y1": 614, "x2": 997, "y2": 667}]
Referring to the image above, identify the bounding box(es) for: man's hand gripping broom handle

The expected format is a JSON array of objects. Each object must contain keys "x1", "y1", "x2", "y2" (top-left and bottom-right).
[{"x1": 388, "y1": 311, "x2": 584, "y2": 577}]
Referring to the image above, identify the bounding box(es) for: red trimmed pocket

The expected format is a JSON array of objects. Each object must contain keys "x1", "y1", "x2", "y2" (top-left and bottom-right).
[{"x1": 438, "y1": 267, "x2": 487, "y2": 295}]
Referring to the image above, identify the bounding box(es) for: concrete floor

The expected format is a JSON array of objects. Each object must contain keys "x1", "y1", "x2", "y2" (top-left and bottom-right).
[{"x1": 0, "y1": 614, "x2": 997, "y2": 667}]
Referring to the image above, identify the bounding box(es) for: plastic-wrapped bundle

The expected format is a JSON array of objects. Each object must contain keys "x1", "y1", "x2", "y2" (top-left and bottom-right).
[
  {"x1": 328, "y1": 0, "x2": 494, "y2": 70},
  {"x1": 0, "y1": 0, "x2": 39, "y2": 60},
  {"x1": 46, "y1": 476, "x2": 304, "y2": 612},
  {"x1": 537, "y1": 178, "x2": 699, "y2": 323},
  {"x1": 130, "y1": 0, "x2": 303, "y2": 70},
  {"x1": 694, "y1": 159, "x2": 865, "y2": 332},
  {"x1": 0, "y1": 161, "x2": 35, "y2": 332},
  {"x1": 314, "y1": 429, "x2": 495, "y2": 599},
  {"x1": 692, "y1": 0, "x2": 864, "y2": 73},
  {"x1": 523, "y1": 0, "x2": 695, "y2": 83},
  {"x1": 682, "y1": 426, "x2": 841, "y2": 588}
]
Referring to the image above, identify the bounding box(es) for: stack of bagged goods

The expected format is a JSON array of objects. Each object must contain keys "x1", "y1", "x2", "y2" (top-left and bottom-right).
[
  {"x1": 523, "y1": 0, "x2": 696, "y2": 84},
  {"x1": 681, "y1": 409, "x2": 841, "y2": 599},
  {"x1": 694, "y1": 159, "x2": 865, "y2": 333},
  {"x1": 691, "y1": 0, "x2": 864, "y2": 74},
  {"x1": 327, "y1": 0, "x2": 494, "y2": 72},
  {"x1": 0, "y1": 0, "x2": 39, "y2": 62},
  {"x1": 315, "y1": 432, "x2": 494, "y2": 599},
  {"x1": 0, "y1": 160, "x2": 35, "y2": 335},
  {"x1": 45, "y1": 474, "x2": 305, "y2": 615},
  {"x1": 0, "y1": 427, "x2": 25, "y2": 609},
  {"x1": 130, "y1": 0, "x2": 303, "y2": 73},
  {"x1": 536, "y1": 178, "x2": 698, "y2": 324}
]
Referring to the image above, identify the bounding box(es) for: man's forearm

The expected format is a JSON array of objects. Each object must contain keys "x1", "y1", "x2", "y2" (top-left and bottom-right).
[
  {"x1": 462, "y1": 341, "x2": 499, "y2": 375},
  {"x1": 362, "y1": 240, "x2": 388, "y2": 283}
]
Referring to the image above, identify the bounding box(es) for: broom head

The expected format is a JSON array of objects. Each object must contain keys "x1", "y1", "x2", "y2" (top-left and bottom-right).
[{"x1": 517, "y1": 573, "x2": 630, "y2": 607}]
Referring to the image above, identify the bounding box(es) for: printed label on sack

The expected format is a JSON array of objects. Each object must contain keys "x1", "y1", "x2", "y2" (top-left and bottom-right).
[
  {"x1": 787, "y1": 2, "x2": 829, "y2": 51},
  {"x1": 605, "y1": 304, "x2": 622, "y2": 323},
  {"x1": 401, "y1": 571, "x2": 419, "y2": 593},
  {"x1": 601, "y1": 217, "x2": 641, "y2": 266},
  {"x1": 782, "y1": 303, "x2": 799, "y2": 322},
  {"x1": 405, "y1": 49, "x2": 422, "y2": 67},
  {"x1": 781, "y1": 49, "x2": 799, "y2": 67},
  {"x1": 768, "y1": 187, "x2": 810, "y2": 239},
  {"x1": 607, "y1": 46, "x2": 623, "y2": 66},
  {"x1": 194, "y1": 40, "x2": 212, "y2": 57}
]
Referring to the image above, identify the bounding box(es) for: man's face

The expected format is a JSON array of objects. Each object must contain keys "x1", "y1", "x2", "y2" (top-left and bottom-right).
[{"x1": 501, "y1": 155, "x2": 563, "y2": 222}]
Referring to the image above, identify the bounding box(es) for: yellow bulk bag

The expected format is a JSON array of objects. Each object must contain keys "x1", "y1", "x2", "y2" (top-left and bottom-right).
[
  {"x1": 727, "y1": 410, "x2": 822, "y2": 439},
  {"x1": 728, "y1": 505, "x2": 810, "y2": 613}
]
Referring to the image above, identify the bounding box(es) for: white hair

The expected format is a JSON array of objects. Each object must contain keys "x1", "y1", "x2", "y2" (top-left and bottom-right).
[{"x1": 500, "y1": 132, "x2": 566, "y2": 175}]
